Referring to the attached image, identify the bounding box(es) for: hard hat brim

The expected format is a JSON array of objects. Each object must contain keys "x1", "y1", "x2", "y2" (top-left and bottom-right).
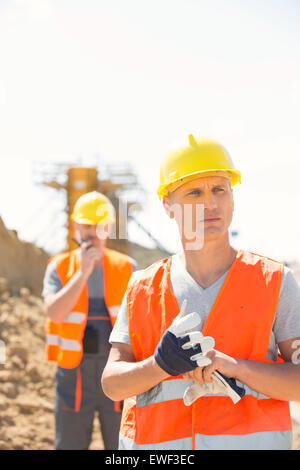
[
  {"x1": 71, "y1": 215, "x2": 115, "y2": 225},
  {"x1": 157, "y1": 168, "x2": 241, "y2": 199}
]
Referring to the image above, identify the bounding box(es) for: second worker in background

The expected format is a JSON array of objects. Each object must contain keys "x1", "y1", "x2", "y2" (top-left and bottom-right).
[{"x1": 43, "y1": 191, "x2": 136, "y2": 450}]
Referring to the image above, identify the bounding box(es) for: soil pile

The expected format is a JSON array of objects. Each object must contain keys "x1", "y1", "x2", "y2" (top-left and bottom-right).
[
  {"x1": 0, "y1": 218, "x2": 48, "y2": 297},
  {"x1": 0, "y1": 278, "x2": 107, "y2": 450}
]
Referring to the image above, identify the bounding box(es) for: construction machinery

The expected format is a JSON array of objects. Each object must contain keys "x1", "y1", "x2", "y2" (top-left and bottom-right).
[{"x1": 33, "y1": 158, "x2": 171, "y2": 261}]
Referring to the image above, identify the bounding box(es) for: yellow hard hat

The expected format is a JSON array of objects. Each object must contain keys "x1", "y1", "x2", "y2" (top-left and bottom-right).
[
  {"x1": 157, "y1": 134, "x2": 241, "y2": 199},
  {"x1": 71, "y1": 191, "x2": 115, "y2": 225}
]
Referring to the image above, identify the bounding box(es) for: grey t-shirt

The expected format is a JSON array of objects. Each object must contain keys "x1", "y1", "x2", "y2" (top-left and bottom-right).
[
  {"x1": 109, "y1": 253, "x2": 300, "y2": 361},
  {"x1": 43, "y1": 256, "x2": 137, "y2": 357}
]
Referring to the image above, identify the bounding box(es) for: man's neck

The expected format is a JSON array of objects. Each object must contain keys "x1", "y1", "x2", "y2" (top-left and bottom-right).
[{"x1": 179, "y1": 236, "x2": 238, "y2": 289}]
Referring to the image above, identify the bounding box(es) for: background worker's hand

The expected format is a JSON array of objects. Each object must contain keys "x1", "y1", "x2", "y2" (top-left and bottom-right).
[{"x1": 78, "y1": 241, "x2": 102, "y2": 279}]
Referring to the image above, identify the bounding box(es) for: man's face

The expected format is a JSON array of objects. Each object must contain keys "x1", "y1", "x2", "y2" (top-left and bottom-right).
[{"x1": 163, "y1": 175, "x2": 234, "y2": 248}]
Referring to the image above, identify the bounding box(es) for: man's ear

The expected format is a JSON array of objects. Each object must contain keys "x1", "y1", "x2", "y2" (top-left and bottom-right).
[{"x1": 162, "y1": 195, "x2": 174, "y2": 219}]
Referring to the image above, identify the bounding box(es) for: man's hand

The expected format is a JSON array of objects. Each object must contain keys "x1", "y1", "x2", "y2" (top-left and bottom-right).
[
  {"x1": 154, "y1": 303, "x2": 215, "y2": 377},
  {"x1": 78, "y1": 241, "x2": 102, "y2": 279},
  {"x1": 182, "y1": 349, "x2": 245, "y2": 405},
  {"x1": 182, "y1": 349, "x2": 240, "y2": 383}
]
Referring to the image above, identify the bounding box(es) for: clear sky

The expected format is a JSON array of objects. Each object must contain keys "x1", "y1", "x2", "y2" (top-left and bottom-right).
[{"x1": 0, "y1": 0, "x2": 300, "y2": 261}]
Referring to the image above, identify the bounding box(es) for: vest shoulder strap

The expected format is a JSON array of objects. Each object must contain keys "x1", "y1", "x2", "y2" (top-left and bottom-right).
[
  {"x1": 239, "y1": 249, "x2": 284, "y2": 270},
  {"x1": 128, "y1": 256, "x2": 170, "y2": 286},
  {"x1": 50, "y1": 249, "x2": 79, "y2": 283}
]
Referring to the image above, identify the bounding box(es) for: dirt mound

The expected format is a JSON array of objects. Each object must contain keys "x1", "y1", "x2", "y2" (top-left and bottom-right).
[
  {"x1": 0, "y1": 218, "x2": 49, "y2": 297},
  {"x1": 0, "y1": 281, "x2": 106, "y2": 450},
  {"x1": 0, "y1": 283, "x2": 56, "y2": 449}
]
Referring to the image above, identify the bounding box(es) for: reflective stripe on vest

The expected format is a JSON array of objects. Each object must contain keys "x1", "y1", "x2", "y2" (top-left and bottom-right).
[
  {"x1": 45, "y1": 247, "x2": 133, "y2": 369},
  {"x1": 119, "y1": 431, "x2": 292, "y2": 451},
  {"x1": 46, "y1": 334, "x2": 81, "y2": 351},
  {"x1": 135, "y1": 378, "x2": 272, "y2": 407},
  {"x1": 120, "y1": 250, "x2": 292, "y2": 450}
]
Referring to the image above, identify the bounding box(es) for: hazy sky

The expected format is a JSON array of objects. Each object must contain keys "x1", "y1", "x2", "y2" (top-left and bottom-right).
[{"x1": 0, "y1": 0, "x2": 300, "y2": 261}]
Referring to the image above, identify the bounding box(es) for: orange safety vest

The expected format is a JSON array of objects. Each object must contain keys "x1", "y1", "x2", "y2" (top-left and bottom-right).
[
  {"x1": 120, "y1": 250, "x2": 292, "y2": 450},
  {"x1": 45, "y1": 247, "x2": 133, "y2": 370}
]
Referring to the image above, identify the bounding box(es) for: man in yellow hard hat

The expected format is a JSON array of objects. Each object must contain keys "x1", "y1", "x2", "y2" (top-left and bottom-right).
[
  {"x1": 102, "y1": 135, "x2": 300, "y2": 450},
  {"x1": 43, "y1": 191, "x2": 137, "y2": 450}
]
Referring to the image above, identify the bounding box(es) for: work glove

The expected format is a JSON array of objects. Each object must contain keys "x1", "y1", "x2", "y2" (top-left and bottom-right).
[
  {"x1": 154, "y1": 300, "x2": 215, "y2": 377},
  {"x1": 183, "y1": 369, "x2": 245, "y2": 405},
  {"x1": 171, "y1": 316, "x2": 246, "y2": 405}
]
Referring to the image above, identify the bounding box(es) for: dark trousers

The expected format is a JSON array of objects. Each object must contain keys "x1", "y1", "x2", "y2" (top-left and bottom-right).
[{"x1": 54, "y1": 355, "x2": 121, "y2": 450}]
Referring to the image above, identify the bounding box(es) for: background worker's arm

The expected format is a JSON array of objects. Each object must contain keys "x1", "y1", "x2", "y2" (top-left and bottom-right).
[
  {"x1": 101, "y1": 342, "x2": 169, "y2": 401},
  {"x1": 185, "y1": 337, "x2": 300, "y2": 402},
  {"x1": 44, "y1": 243, "x2": 101, "y2": 323}
]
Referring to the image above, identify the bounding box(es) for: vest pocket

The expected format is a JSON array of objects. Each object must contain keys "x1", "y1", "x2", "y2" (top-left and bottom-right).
[{"x1": 82, "y1": 325, "x2": 99, "y2": 353}]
